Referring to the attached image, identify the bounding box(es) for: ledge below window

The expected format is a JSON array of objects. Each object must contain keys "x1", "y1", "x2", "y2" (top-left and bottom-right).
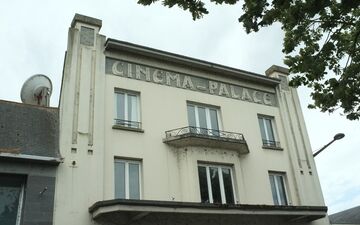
[
  {"x1": 262, "y1": 145, "x2": 284, "y2": 151},
  {"x1": 262, "y1": 140, "x2": 282, "y2": 151},
  {"x1": 112, "y1": 125, "x2": 144, "y2": 133}
]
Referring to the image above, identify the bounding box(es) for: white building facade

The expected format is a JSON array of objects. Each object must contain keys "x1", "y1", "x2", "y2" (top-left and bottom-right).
[{"x1": 54, "y1": 14, "x2": 329, "y2": 225}]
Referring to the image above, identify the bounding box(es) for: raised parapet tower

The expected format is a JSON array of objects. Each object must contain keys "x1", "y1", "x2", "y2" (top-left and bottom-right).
[
  {"x1": 266, "y1": 65, "x2": 326, "y2": 206},
  {"x1": 54, "y1": 14, "x2": 107, "y2": 225}
]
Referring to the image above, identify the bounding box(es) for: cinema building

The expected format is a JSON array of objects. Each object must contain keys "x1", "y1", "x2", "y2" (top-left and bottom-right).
[{"x1": 54, "y1": 14, "x2": 330, "y2": 225}]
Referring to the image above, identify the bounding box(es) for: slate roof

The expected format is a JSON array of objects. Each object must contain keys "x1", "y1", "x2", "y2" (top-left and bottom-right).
[
  {"x1": 0, "y1": 100, "x2": 60, "y2": 159},
  {"x1": 329, "y1": 206, "x2": 360, "y2": 224}
]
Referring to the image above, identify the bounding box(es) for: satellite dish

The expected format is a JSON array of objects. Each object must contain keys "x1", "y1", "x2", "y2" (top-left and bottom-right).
[{"x1": 20, "y1": 74, "x2": 52, "y2": 107}]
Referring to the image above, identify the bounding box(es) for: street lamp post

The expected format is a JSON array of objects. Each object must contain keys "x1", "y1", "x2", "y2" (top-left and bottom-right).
[{"x1": 313, "y1": 133, "x2": 345, "y2": 157}]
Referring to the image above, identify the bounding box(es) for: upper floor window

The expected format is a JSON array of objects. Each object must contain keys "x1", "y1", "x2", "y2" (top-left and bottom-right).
[
  {"x1": 114, "y1": 159, "x2": 141, "y2": 200},
  {"x1": 187, "y1": 103, "x2": 220, "y2": 135},
  {"x1": 115, "y1": 89, "x2": 140, "y2": 129},
  {"x1": 258, "y1": 115, "x2": 279, "y2": 147},
  {"x1": 198, "y1": 164, "x2": 235, "y2": 204},
  {"x1": 0, "y1": 174, "x2": 24, "y2": 225},
  {"x1": 269, "y1": 172, "x2": 288, "y2": 205}
]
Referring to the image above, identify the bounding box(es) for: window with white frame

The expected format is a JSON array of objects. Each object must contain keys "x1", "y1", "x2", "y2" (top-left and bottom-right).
[
  {"x1": 0, "y1": 174, "x2": 24, "y2": 225},
  {"x1": 187, "y1": 103, "x2": 220, "y2": 135},
  {"x1": 115, "y1": 90, "x2": 140, "y2": 128},
  {"x1": 258, "y1": 115, "x2": 278, "y2": 147},
  {"x1": 114, "y1": 159, "x2": 141, "y2": 200},
  {"x1": 197, "y1": 164, "x2": 235, "y2": 204},
  {"x1": 269, "y1": 172, "x2": 288, "y2": 205}
]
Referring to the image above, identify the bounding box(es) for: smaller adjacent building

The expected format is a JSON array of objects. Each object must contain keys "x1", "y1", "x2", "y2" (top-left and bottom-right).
[
  {"x1": 329, "y1": 206, "x2": 360, "y2": 225},
  {"x1": 0, "y1": 100, "x2": 61, "y2": 225}
]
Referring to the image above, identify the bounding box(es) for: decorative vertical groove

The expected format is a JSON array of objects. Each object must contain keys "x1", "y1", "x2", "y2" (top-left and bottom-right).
[
  {"x1": 283, "y1": 94, "x2": 302, "y2": 168},
  {"x1": 72, "y1": 47, "x2": 82, "y2": 144},
  {"x1": 88, "y1": 50, "x2": 96, "y2": 146},
  {"x1": 276, "y1": 87, "x2": 302, "y2": 204},
  {"x1": 291, "y1": 91, "x2": 311, "y2": 169}
]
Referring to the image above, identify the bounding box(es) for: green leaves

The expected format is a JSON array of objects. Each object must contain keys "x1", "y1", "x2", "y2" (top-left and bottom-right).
[
  {"x1": 137, "y1": 0, "x2": 360, "y2": 120},
  {"x1": 137, "y1": 0, "x2": 209, "y2": 20}
]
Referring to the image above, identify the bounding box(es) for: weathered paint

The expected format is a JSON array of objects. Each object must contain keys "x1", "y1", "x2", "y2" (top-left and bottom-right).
[
  {"x1": 106, "y1": 58, "x2": 277, "y2": 106},
  {"x1": 53, "y1": 14, "x2": 330, "y2": 225}
]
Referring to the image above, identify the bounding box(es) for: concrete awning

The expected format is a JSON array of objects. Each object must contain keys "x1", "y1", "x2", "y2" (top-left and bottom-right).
[{"x1": 89, "y1": 199, "x2": 327, "y2": 225}]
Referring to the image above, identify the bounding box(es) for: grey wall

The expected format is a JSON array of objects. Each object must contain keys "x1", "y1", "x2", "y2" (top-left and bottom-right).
[
  {"x1": 0, "y1": 100, "x2": 60, "y2": 225},
  {"x1": 22, "y1": 175, "x2": 56, "y2": 225},
  {"x1": 0, "y1": 161, "x2": 57, "y2": 225}
]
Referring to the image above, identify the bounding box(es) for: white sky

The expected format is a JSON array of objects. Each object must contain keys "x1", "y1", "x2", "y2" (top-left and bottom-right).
[{"x1": 1, "y1": 0, "x2": 359, "y2": 215}]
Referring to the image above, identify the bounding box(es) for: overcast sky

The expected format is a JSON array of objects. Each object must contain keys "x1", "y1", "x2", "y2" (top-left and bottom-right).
[{"x1": 1, "y1": 0, "x2": 359, "y2": 214}]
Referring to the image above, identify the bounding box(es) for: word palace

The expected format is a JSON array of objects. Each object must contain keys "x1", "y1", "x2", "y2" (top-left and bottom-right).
[{"x1": 107, "y1": 58, "x2": 276, "y2": 106}]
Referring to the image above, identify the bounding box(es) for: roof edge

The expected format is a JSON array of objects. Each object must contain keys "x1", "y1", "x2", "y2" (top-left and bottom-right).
[
  {"x1": 265, "y1": 65, "x2": 289, "y2": 76},
  {"x1": 0, "y1": 99, "x2": 59, "y2": 110},
  {"x1": 71, "y1": 13, "x2": 102, "y2": 28},
  {"x1": 0, "y1": 152, "x2": 62, "y2": 165},
  {"x1": 89, "y1": 199, "x2": 327, "y2": 213},
  {"x1": 105, "y1": 39, "x2": 281, "y2": 87}
]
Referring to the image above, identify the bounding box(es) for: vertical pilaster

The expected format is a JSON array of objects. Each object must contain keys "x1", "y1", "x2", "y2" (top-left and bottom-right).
[
  {"x1": 266, "y1": 65, "x2": 325, "y2": 206},
  {"x1": 55, "y1": 14, "x2": 106, "y2": 225}
]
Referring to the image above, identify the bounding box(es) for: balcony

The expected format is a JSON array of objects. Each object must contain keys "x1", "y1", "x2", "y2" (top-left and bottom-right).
[
  {"x1": 163, "y1": 126, "x2": 249, "y2": 154},
  {"x1": 112, "y1": 119, "x2": 144, "y2": 133}
]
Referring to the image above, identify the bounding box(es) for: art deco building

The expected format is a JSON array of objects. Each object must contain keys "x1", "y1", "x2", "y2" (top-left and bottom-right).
[{"x1": 54, "y1": 14, "x2": 330, "y2": 225}]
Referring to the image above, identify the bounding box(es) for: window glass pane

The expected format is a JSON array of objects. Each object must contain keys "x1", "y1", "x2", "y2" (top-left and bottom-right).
[
  {"x1": 128, "y1": 94, "x2": 139, "y2": 128},
  {"x1": 222, "y1": 168, "x2": 234, "y2": 204},
  {"x1": 198, "y1": 166, "x2": 209, "y2": 203},
  {"x1": 0, "y1": 176, "x2": 22, "y2": 225},
  {"x1": 269, "y1": 175, "x2": 279, "y2": 205},
  {"x1": 210, "y1": 109, "x2": 219, "y2": 136},
  {"x1": 198, "y1": 107, "x2": 208, "y2": 135},
  {"x1": 276, "y1": 175, "x2": 287, "y2": 205},
  {"x1": 198, "y1": 107, "x2": 207, "y2": 128},
  {"x1": 265, "y1": 118, "x2": 275, "y2": 142},
  {"x1": 187, "y1": 105, "x2": 196, "y2": 128},
  {"x1": 210, "y1": 167, "x2": 221, "y2": 203},
  {"x1": 258, "y1": 118, "x2": 267, "y2": 142},
  {"x1": 209, "y1": 109, "x2": 219, "y2": 130},
  {"x1": 129, "y1": 163, "x2": 140, "y2": 199},
  {"x1": 114, "y1": 161, "x2": 125, "y2": 199},
  {"x1": 116, "y1": 93, "x2": 125, "y2": 122}
]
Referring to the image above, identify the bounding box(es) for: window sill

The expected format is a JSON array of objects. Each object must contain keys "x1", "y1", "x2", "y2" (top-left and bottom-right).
[
  {"x1": 112, "y1": 125, "x2": 144, "y2": 133},
  {"x1": 262, "y1": 145, "x2": 283, "y2": 151}
]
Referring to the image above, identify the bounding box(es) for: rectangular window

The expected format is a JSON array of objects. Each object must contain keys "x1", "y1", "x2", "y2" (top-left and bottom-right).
[
  {"x1": 198, "y1": 164, "x2": 235, "y2": 204},
  {"x1": 114, "y1": 159, "x2": 141, "y2": 199},
  {"x1": 258, "y1": 115, "x2": 278, "y2": 147},
  {"x1": 269, "y1": 172, "x2": 288, "y2": 205},
  {"x1": 115, "y1": 90, "x2": 140, "y2": 128},
  {"x1": 187, "y1": 103, "x2": 220, "y2": 136},
  {"x1": 0, "y1": 174, "x2": 24, "y2": 225}
]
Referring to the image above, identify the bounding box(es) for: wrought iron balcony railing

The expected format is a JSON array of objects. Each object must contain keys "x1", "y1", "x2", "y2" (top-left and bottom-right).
[
  {"x1": 262, "y1": 139, "x2": 281, "y2": 148},
  {"x1": 114, "y1": 119, "x2": 141, "y2": 129},
  {"x1": 164, "y1": 126, "x2": 249, "y2": 153},
  {"x1": 165, "y1": 126, "x2": 245, "y2": 141}
]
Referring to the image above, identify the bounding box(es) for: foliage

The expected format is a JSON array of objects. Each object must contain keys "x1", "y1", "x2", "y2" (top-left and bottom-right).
[{"x1": 137, "y1": 0, "x2": 360, "y2": 120}]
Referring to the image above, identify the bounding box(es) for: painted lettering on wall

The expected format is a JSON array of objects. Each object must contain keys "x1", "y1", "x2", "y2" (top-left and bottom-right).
[{"x1": 107, "y1": 58, "x2": 276, "y2": 106}]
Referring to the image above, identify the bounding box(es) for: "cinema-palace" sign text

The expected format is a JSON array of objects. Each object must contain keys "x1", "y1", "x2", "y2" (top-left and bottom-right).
[{"x1": 106, "y1": 58, "x2": 276, "y2": 106}]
